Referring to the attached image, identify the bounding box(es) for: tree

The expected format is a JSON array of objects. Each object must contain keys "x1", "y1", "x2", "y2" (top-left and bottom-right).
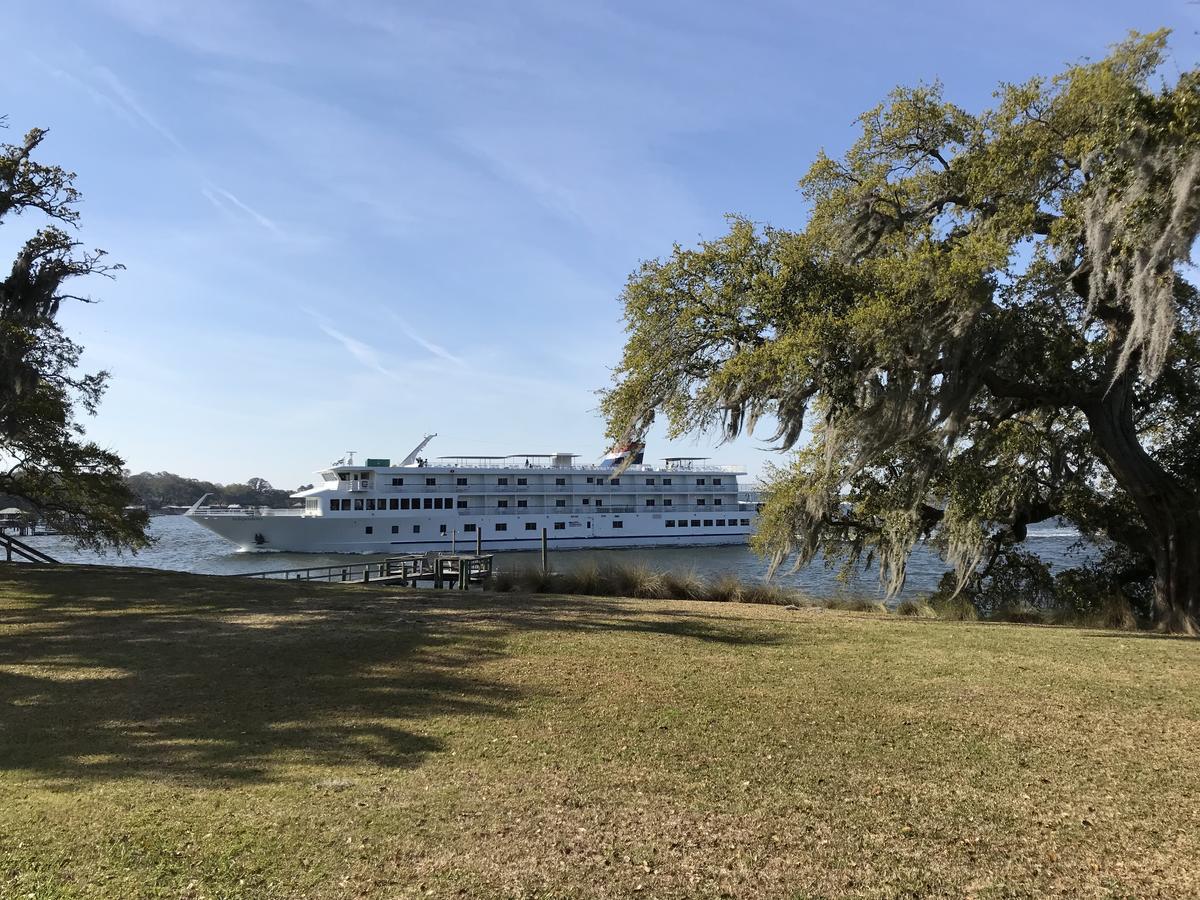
[
  {"x1": 602, "y1": 32, "x2": 1200, "y2": 632},
  {"x1": 0, "y1": 120, "x2": 147, "y2": 550}
]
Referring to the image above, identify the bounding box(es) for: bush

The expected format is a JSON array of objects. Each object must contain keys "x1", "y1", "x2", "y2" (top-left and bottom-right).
[
  {"x1": 823, "y1": 597, "x2": 888, "y2": 613},
  {"x1": 895, "y1": 599, "x2": 936, "y2": 617},
  {"x1": 929, "y1": 588, "x2": 980, "y2": 621}
]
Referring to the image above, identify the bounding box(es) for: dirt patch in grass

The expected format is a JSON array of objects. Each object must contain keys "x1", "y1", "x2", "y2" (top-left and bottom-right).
[{"x1": 0, "y1": 564, "x2": 1198, "y2": 898}]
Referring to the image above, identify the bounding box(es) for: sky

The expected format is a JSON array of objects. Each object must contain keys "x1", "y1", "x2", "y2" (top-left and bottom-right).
[{"x1": 3, "y1": 1, "x2": 1199, "y2": 489}]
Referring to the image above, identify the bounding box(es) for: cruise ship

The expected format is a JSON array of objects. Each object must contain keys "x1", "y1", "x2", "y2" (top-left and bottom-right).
[{"x1": 186, "y1": 436, "x2": 753, "y2": 553}]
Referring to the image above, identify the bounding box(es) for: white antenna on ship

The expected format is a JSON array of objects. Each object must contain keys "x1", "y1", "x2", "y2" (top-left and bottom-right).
[
  {"x1": 400, "y1": 433, "x2": 437, "y2": 467},
  {"x1": 346, "y1": 450, "x2": 356, "y2": 465}
]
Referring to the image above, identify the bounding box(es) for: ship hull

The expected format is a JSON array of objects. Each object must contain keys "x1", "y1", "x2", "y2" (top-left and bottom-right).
[{"x1": 187, "y1": 511, "x2": 752, "y2": 554}]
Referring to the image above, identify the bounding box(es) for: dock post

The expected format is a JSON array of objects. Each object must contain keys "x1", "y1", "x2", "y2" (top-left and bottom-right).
[
  {"x1": 451, "y1": 529, "x2": 456, "y2": 554},
  {"x1": 458, "y1": 558, "x2": 470, "y2": 591},
  {"x1": 476, "y1": 529, "x2": 482, "y2": 556},
  {"x1": 541, "y1": 528, "x2": 548, "y2": 575},
  {"x1": 363, "y1": 567, "x2": 371, "y2": 584}
]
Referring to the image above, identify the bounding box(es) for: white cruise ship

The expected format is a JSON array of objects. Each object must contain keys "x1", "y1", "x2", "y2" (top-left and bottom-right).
[{"x1": 186, "y1": 436, "x2": 753, "y2": 554}]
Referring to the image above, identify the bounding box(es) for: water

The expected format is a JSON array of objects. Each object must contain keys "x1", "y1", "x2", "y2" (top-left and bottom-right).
[{"x1": 24, "y1": 515, "x2": 1094, "y2": 600}]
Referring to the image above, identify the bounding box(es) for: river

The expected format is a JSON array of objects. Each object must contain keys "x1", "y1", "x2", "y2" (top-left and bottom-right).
[{"x1": 22, "y1": 515, "x2": 1094, "y2": 600}]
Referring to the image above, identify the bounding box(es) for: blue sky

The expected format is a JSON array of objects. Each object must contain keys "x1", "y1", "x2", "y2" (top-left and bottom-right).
[{"x1": 4, "y1": 1, "x2": 1198, "y2": 489}]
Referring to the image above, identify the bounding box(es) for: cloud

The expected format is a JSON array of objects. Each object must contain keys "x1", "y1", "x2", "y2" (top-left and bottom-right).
[
  {"x1": 201, "y1": 185, "x2": 281, "y2": 234},
  {"x1": 316, "y1": 322, "x2": 399, "y2": 380},
  {"x1": 391, "y1": 314, "x2": 464, "y2": 366},
  {"x1": 91, "y1": 64, "x2": 189, "y2": 153}
]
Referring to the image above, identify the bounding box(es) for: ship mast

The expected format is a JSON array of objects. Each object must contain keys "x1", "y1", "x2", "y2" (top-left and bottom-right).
[{"x1": 399, "y1": 433, "x2": 437, "y2": 467}]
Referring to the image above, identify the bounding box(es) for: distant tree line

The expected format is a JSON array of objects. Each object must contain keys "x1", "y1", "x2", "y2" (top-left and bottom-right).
[{"x1": 124, "y1": 472, "x2": 312, "y2": 510}]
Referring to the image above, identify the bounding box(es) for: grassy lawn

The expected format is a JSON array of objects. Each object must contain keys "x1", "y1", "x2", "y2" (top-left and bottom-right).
[{"x1": 0, "y1": 565, "x2": 1198, "y2": 899}]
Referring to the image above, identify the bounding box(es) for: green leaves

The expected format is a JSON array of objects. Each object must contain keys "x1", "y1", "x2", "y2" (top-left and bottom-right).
[
  {"x1": 0, "y1": 122, "x2": 147, "y2": 551},
  {"x1": 603, "y1": 31, "x2": 1200, "y2": 620}
]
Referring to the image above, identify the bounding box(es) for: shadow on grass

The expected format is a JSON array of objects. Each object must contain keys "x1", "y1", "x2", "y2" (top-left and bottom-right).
[{"x1": 0, "y1": 566, "x2": 780, "y2": 784}]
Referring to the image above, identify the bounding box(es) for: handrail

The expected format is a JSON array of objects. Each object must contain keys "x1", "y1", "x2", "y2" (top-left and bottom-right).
[{"x1": 1, "y1": 533, "x2": 57, "y2": 564}]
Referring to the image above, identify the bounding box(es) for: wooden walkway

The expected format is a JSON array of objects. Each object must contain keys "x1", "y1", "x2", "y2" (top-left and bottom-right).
[{"x1": 243, "y1": 553, "x2": 494, "y2": 588}]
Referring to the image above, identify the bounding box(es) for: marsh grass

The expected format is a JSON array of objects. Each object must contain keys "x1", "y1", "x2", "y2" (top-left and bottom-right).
[{"x1": 488, "y1": 562, "x2": 810, "y2": 607}]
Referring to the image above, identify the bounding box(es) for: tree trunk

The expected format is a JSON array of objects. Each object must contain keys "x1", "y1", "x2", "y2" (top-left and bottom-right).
[{"x1": 1084, "y1": 375, "x2": 1200, "y2": 633}]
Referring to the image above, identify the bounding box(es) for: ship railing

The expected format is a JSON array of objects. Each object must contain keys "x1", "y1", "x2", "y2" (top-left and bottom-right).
[
  {"x1": 451, "y1": 504, "x2": 732, "y2": 516},
  {"x1": 416, "y1": 461, "x2": 746, "y2": 473},
  {"x1": 190, "y1": 507, "x2": 307, "y2": 517}
]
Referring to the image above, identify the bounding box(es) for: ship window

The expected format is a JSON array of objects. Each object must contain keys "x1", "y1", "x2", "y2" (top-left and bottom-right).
[
  {"x1": 495, "y1": 523, "x2": 507, "y2": 531},
  {"x1": 400, "y1": 498, "x2": 410, "y2": 510},
  {"x1": 663, "y1": 499, "x2": 672, "y2": 507},
  {"x1": 498, "y1": 477, "x2": 508, "y2": 485},
  {"x1": 586, "y1": 477, "x2": 594, "y2": 484},
  {"x1": 554, "y1": 522, "x2": 565, "y2": 530},
  {"x1": 697, "y1": 478, "x2": 706, "y2": 485},
  {"x1": 433, "y1": 498, "x2": 443, "y2": 510},
  {"x1": 392, "y1": 477, "x2": 404, "y2": 486},
  {"x1": 445, "y1": 497, "x2": 453, "y2": 507},
  {"x1": 498, "y1": 500, "x2": 508, "y2": 508},
  {"x1": 517, "y1": 499, "x2": 528, "y2": 508},
  {"x1": 666, "y1": 520, "x2": 675, "y2": 527},
  {"x1": 663, "y1": 478, "x2": 672, "y2": 485},
  {"x1": 440, "y1": 524, "x2": 447, "y2": 535},
  {"x1": 716, "y1": 519, "x2": 726, "y2": 526},
  {"x1": 365, "y1": 526, "x2": 373, "y2": 534},
  {"x1": 425, "y1": 477, "x2": 436, "y2": 486},
  {"x1": 555, "y1": 477, "x2": 566, "y2": 486},
  {"x1": 697, "y1": 498, "x2": 706, "y2": 506},
  {"x1": 354, "y1": 499, "x2": 364, "y2": 510},
  {"x1": 423, "y1": 498, "x2": 433, "y2": 509},
  {"x1": 457, "y1": 477, "x2": 467, "y2": 486},
  {"x1": 413, "y1": 525, "x2": 420, "y2": 533},
  {"x1": 464, "y1": 523, "x2": 476, "y2": 532},
  {"x1": 366, "y1": 499, "x2": 376, "y2": 510},
  {"x1": 691, "y1": 520, "x2": 701, "y2": 527},
  {"x1": 596, "y1": 499, "x2": 603, "y2": 507},
  {"x1": 714, "y1": 498, "x2": 723, "y2": 506},
  {"x1": 392, "y1": 525, "x2": 399, "y2": 534},
  {"x1": 457, "y1": 500, "x2": 467, "y2": 509},
  {"x1": 645, "y1": 499, "x2": 655, "y2": 507},
  {"x1": 582, "y1": 498, "x2": 590, "y2": 505},
  {"x1": 704, "y1": 519, "x2": 713, "y2": 527},
  {"x1": 339, "y1": 473, "x2": 348, "y2": 480},
  {"x1": 328, "y1": 499, "x2": 337, "y2": 511},
  {"x1": 609, "y1": 478, "x2": 619, "y2": 485},
  {"x1": 525, "y1": 522, "x2": 537, "y2": 530},
  {"x1": 645, "y1": 478, "x2": 655, "y2": 485},
  {"x1": 517, "y1": 477, "x2": 527, "y2": 486},
  {"x1": 612, "y1": 520, "x2": 623, "y2": 529},
  {"x1": 555, "y1": 499, "x2": 566, "y2": 507},
  {"x1": 713, "y1": 478, "x2": 722, "y2": 485},
  {"x1": 741, "y1": 518, "x2": 751, "y2": 526}
]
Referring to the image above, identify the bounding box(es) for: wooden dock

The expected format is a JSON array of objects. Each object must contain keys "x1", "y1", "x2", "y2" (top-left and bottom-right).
[{"x1": 243, "y1": 553, "x2": 494, "y2": 588}]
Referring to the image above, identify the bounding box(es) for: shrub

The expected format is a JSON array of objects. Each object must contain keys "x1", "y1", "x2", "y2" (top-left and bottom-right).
[
  {"x1": 823, "y1": 597, "x2": 887, "y2": 613},
  {"x1": 895, "y1": 599, "x2": 936, "y2": 617}
]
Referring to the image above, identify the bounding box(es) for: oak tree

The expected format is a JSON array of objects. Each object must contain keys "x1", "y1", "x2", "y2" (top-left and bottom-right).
[
  {"x1": 602, "y1": 33, "x2": 1200, "y2": 631},
  {"x1": 0, "y1": 120, "x2": 147, "y2": 550}
]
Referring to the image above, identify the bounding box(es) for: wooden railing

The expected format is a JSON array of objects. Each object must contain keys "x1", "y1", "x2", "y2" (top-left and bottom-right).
[
  {"x1": 242, "y1": 553, "x2": 494, "y2": 587},
  {"x1": 0, "y1": 533, "x2": 57, "y2": 564}
]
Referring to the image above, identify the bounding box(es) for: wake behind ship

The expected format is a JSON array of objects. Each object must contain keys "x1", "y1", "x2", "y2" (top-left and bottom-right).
[{"x1": 186, "y1": 436, "x2": 755, "y2": 554}]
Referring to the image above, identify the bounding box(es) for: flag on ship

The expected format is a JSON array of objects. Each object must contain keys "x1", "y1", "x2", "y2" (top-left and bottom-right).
[{"x1": 601, "y1": 441, "x2": 645, "y2": 467}]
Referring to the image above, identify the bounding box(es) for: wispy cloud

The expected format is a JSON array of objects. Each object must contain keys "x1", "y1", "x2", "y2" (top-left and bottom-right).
[
  {"x1": 391, "y1": 314, "x2": 465, "y2": 366},
  {"x1": 92, "y1": 64, "x2": 189, "y2": 153},
  {"x1": 316, "y1": 322, "x2": 398, "y2": 380},
  {"x1": 201, "y1": 185, "x2": 281, "y2": 234}
]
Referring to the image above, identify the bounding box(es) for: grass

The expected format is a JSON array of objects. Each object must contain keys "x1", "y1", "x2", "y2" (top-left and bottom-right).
[{"x1": 1, "y1": 564, "x2": 1198, "y2": 898}]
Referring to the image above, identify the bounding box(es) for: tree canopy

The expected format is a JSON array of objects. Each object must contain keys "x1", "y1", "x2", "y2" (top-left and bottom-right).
[
  {"x1": 0, "y1": 120, "x2": 146, "y2": 550},
  {"x1": 602, "y1": 32, "x2": 1200, "y2": 632}
]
